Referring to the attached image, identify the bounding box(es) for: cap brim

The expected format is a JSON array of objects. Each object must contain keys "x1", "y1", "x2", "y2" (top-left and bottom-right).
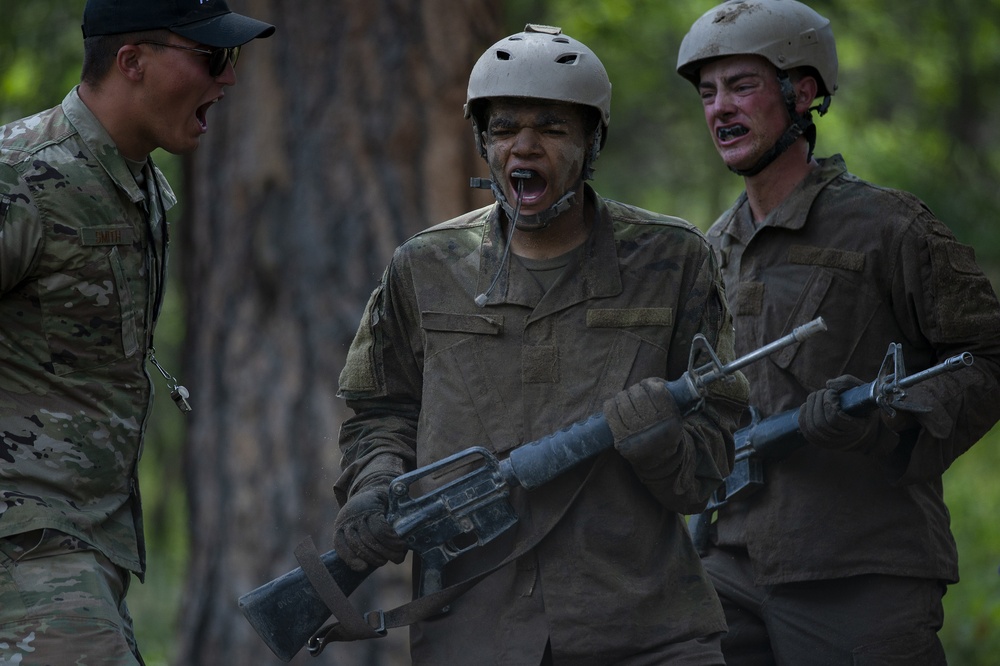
[{"x1": 171, "y1": 12, "x2": 275, "y2": 48}]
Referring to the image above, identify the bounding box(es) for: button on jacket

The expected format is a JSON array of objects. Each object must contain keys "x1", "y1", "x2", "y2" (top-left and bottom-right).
[
  {"x1": 337, "y1": 186, "x2": 748, "y2": 665},
  {"x1": 0, "y1": 87, "x2": 176, "y2": 577},
  {"x1": 708, "y1": 155, "x2": 1000, "y2": 585}
]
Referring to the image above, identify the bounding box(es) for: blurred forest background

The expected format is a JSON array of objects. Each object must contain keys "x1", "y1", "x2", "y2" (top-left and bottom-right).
[{"x1": 2, "y1": 0, "x2": 999, "y2": 664}]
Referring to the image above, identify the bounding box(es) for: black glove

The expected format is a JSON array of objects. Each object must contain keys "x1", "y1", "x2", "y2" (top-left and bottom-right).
[
  {"x1": 798, "y1": 375, "x2": 887, "y2": 454},
  {"x1": 332, "y1": 482, "x2": 408, "y2": 572},
  {"x1": 603, "y1": 377, "x2": 683, "y2": 473}
]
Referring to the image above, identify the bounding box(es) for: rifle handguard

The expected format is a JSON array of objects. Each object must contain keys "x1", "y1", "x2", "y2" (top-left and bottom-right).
[{"x1": 702, "y1": 345, "x2": 975, "y2": 513}]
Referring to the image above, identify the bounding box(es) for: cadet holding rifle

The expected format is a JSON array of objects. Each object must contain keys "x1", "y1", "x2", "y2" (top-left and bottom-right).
[
  {"x1": 332, "y1": 24, "x2": 749, "y2": 666},
  {"x1": 239, "y1": 319, "x2": 826, "y2": 663},
  {"x1": 676, "y1": 1, "x2": 1000, "y2": 663}
]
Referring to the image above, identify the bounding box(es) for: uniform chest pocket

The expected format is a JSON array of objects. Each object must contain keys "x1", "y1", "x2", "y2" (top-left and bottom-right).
[
  {"x1": 421, "y1": 311, "x2": 503, "y2": 353},
  {"x1": 768, "y1": 262, "x2": 878, "y2": 387},
  {"x1": 40, "y1": 244, "x2": 140, "y2": 376},
  {"x1": 418, "y1": 311, "x2": 511, "y2": 456}
]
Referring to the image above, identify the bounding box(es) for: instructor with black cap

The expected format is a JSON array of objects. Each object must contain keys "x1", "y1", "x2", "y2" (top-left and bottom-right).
[{"x1": 0, "y1": 2, "x2": 273, "y2": 664}]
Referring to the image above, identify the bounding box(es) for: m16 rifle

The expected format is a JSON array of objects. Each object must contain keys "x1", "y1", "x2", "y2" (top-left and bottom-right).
[
  {"x1": 689, "y1": 342, "x2": 975, "y2": 552},
  {"x1": 238, "y1": 318, "x2": 827, "y2": 662}
]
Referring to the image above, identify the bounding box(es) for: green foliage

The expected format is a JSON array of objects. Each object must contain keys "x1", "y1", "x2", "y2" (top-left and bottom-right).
[
  {"x1": 812, "y1": 0, "x2": 1000, "y2": 283},
  {"x1": 942, "y1": 423, "x2": 1000, "y2": 664},
  {"x1": 506, "y1": 0, "x2": 1000, "y2": 285},
  {"x1": 0, "y1": 2, "x2": 86, "y2": 121},
  {"x1": 5, "y1": 1, "x2": 1000, "y2": 663}
]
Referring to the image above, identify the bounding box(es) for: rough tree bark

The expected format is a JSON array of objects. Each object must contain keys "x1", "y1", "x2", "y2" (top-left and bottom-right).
[{"x1": 173, "y1": 1, "x2": 500, "y2": 664}]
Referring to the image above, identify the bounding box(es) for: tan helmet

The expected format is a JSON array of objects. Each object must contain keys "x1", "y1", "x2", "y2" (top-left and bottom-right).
[
  {"x1": 464, "y1": 24, "x2": 612, "y2": 145},
  {"x1": 676, "y1": 0, "x2": 838, "y2": 98}
]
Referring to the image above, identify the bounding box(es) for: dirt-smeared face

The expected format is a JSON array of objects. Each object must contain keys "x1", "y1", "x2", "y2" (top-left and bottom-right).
[
  {"x1": 483, "y1": 99, "x2": 589, "y2": 229},
  {"x1": 697, "y1": 54, "x2": 791, "y2": 174}
]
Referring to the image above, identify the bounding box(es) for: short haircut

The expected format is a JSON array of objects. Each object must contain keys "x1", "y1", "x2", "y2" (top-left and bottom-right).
[{"x1": 81, "y1": 29, "x2": 171, "y2": 87}]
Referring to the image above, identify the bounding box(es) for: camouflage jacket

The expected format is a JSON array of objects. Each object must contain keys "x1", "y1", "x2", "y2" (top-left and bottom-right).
[
  {"x1": 0, "y1": 87, "x2": 176, "y2": 576},
  {"x1": 336, "y1": 186, "x2": 748, "y2": 664},
  {"x1": 708, "y1": 154, "x2": 1000, "y2": 585}
]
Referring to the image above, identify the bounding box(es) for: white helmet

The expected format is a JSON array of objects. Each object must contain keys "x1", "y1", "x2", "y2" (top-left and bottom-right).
[
  {"x1": 677, "y1": 0, "x2": 837, "y2": 98},
  {"x1": 465, "y1": 24, "x2": 611, "y2": 155},
  {"x1": 676, "y1": 0, "x2": 837, "y2": 176}
]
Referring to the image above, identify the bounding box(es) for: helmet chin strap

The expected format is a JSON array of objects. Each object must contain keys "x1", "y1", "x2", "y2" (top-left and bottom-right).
[
  {"x1": 467, "y1": 127, "x2": 600, "y2": 306},
  {"x1": 729, "y1": 73, "x2": 827, "y2": 178},
  {"x1": 470, "y1": 125, "x2": 601, "y2": 230},
  {"x1": 490, "y1": 180, "x2": 577, "y2": 231},
  {"x1": 469, "y1": 171, "x2": 579, "y2": 307},
  {"x1": 474, "y1": 176, "x2": 527, "y2": 307}
]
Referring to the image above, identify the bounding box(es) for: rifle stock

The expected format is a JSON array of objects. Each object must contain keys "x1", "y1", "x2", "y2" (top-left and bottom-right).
[
  {"x1": 238, "y1": 317, "x2": 827, "y2": 661},
  {"x1": 238, "y1": 550, "x2": 370, "y2": 662}
]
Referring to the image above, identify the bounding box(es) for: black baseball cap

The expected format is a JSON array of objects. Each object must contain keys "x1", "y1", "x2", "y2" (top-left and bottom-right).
[{"x1": 82, "y1": 0, "x2": 275, "y2": 47}]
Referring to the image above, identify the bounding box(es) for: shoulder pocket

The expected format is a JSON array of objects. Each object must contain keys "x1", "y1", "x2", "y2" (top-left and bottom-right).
[
  {"x1": 926, "y1": 235, "x2": 1000, "y2": 341},
  {"x1": 339, "y1": 283, "x2": 385, "y2": 396}
]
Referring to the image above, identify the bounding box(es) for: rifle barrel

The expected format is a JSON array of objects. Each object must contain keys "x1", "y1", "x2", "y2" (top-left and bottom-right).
[
  {"x1": 697, "y1": 317, "x2": 827, "y2": 385},
  {"x1": 898, "y1": 352, "x2": 973, "y2": 389}
]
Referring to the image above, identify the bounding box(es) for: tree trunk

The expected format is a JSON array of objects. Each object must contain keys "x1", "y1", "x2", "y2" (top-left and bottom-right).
[{"x1": 174, "y1": 2, "x2": 500, "y2": 664}]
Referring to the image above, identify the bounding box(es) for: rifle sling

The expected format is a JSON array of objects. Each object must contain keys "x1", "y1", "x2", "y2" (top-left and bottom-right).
[
  {"x1": 294, "y1": 536, "x2": 384, "y2": 641},
  {"x1": 306, "y1": 458, "x2": 598, "y2": 655}
]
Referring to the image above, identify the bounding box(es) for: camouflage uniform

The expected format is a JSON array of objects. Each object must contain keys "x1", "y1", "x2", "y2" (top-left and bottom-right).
[
  {"x1": 702, "y1": 155, "x2": 1000, "y2": 661},
  {"x1": 0, "y1": 87, "x2": 175, "y2": 664},
  {"x1": 337, "y1": 186, "x2": 749, "y2": 665}
]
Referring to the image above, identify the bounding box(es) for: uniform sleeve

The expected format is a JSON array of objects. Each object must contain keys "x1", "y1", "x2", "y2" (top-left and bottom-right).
[
  {"x1": 0, "y1": 163, "x2": 43, "y2": 294},
  {"x1": 886, "y1": 214, "x2": 1000, "y2": 483},
  {"x1": 334, "y1": 258, "x2": 421, "y2": 505},
  {"x1": 642, "y1": 240, "x2": 749, "y2": 514}
]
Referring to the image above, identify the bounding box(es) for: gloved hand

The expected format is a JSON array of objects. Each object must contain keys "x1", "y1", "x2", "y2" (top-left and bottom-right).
[
  {"x1": 798, "y1": 375, "x2": 886, "y2": 454},
  {"x1": 332, "y1": 481, "x2": 408, "y2": 572},
  {"x1": 603, "y1": 377, "x2": 684, "y2": 472}
]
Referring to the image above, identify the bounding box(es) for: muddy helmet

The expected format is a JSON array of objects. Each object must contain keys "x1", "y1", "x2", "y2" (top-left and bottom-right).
[
  {"x1": 676, "y1": 0, "x2": 837, "y2": 98},
  {"x1": 465, "y1": 24, "x2": 612, "y2": 155}
]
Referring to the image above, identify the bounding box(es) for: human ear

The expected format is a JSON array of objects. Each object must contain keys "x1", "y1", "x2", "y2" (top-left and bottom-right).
[
  {"x1": 795, "y1": 75, "x2": 819, "y2": 112},
  {"x1": 116, "y1": 44, "x2": 145, "y2": 82}
]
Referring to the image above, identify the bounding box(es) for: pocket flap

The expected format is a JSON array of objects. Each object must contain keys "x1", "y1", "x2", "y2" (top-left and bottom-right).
[{"x1": 421, "y1": 311, "x2": 503, "y2": 335}]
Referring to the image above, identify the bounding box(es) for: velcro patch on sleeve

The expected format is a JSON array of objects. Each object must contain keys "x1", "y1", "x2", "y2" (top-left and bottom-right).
[{"x1": 926, "y1": 235, "x2": 1000, "y2": 341}]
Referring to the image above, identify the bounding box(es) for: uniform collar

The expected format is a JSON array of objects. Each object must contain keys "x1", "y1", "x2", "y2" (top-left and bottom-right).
[
  {"x1": 710, "y1": 154, "x2": 848, "y2": 246},
  {"x1": 62, "y1": 86, "x2": 177, "y2": 211},
  {"x1": 476, "y1": 184, "x2": 621, "y2": 314}
]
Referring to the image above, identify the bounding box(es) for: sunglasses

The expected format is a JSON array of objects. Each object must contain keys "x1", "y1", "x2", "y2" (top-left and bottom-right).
[{"x1": 134, "y1": 41, "x2": 241, "y2": 78}]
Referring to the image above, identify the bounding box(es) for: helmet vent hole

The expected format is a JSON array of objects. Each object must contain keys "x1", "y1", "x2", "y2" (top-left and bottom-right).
[{"x1": 556, "y1": 54, "x2": 579, "y2": 65}]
